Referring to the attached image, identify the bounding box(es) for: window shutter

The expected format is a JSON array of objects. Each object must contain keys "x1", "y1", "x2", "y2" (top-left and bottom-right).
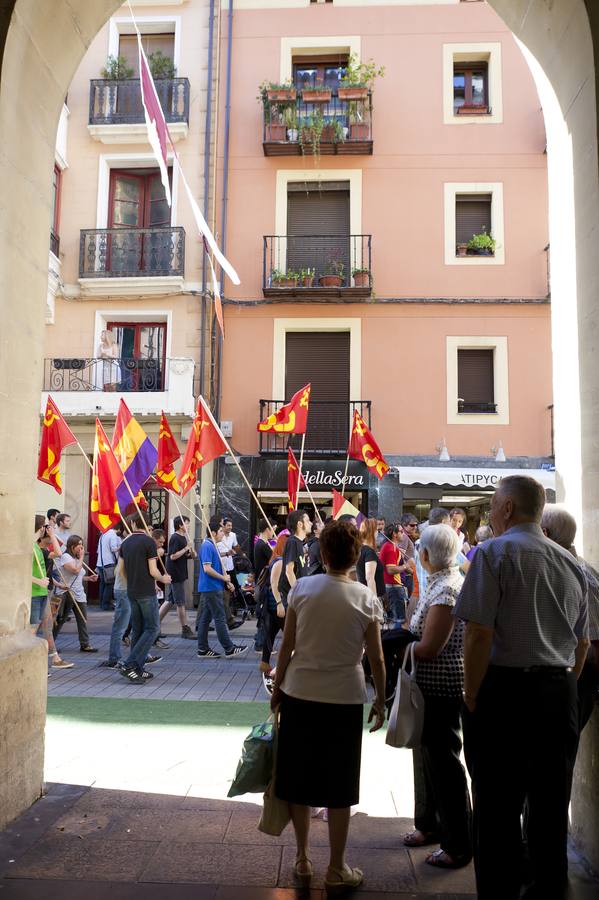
[
  {"x1": 287, "y1": 185, "x2": 350, "y2": 280},
  {"x1": 285, "y1": 331, "x2": 350, "y2": 451},
  {"x1": 455, "y1": 194, "x2": 492, "y2": 245},
  {"x1": 458, "y1": 349, "x2": 494, "y2": 405}
]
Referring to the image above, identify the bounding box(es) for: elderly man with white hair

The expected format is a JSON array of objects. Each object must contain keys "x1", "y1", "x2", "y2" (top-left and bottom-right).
[{"x1": 404, "y1": 523, "x2": 472, "y2": 869}]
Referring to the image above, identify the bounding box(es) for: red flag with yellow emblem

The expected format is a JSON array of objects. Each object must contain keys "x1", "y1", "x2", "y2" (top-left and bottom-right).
[
  {"x1": 37, "y1": 396, "x2": 77, "y2": 494},
  {"x1": 155, "y1": 412, "x2": 181, "y2": 494},
  {"x1": 91, "y1": 419, "x2": 124, "y2": 533},
  {"x1": 287, "y1": 447, "x2": 306, "y2": 511},
  {"x1": 348, "y1": 410, "x2": 389, "y2": 480},
  {"x1": 257, "y1": 384, "x2": 311, "y2": 435},
  {"x1": 178, "y1": 398, "x2": 227, "y2": 496}
]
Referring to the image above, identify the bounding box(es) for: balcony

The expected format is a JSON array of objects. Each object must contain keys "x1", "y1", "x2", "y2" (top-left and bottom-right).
[
  {"x1": 259, "y1": 400, "x2": 371, "y2": 456},
  {"x1": 263, "y1": 235, "x2": 372, "y2": 299},
  {"x1": 262, "y1": 90, "x2": 373, "y2": 157},
  {"x1": 457, "y1": 400, "x2": 498, "y2": 414},
  {"x1": 88, "y1": 78, "x2": 190, "y2": 143},
  {"x1": 78, "y1": 226, "x2": 185, "y2": 297},
  {"x1": 41, "y1": 357, "x2": 196, "y2": 418}
]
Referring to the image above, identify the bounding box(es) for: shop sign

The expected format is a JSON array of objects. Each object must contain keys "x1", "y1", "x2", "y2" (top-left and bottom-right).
[
  {"x1": 302, "y1": 468, "x2": 365, "y2": 489},
  {"x1": 397, "y1": 467, "x2": 556, "y2": 491}
]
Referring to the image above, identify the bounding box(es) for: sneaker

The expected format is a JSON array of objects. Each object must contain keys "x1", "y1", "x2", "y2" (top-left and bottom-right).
[
  {"x1": 225, "y1": 645, "x2": 249, "y2": 658},
  {"x1": 98, "y1": 660, "x2": 119, "y2": 669},
  {"x1": 145, "y1": 655, "x2": 162, "y2": 665},
  {"x1": 262, "y1": 671, "x2": 274, "y2": 696},
  {"x1": 120, "y1": 666, "x2": 153, "y2": 683},
  {"x1": 51, "y1": 658, "x2": 74, "y2": 669},
  {"x1": 197, "y1": 649, "x2": 221, "y2": 659},
  {"x1": 154, "y1": 638, "x2": 170, "y2": 649},
  {"x1": 79, "y1": 645, "x2": 98, "y2": 653},
  {"x1": 181, "y1": 625, "x2": 195, "y2": 639}
]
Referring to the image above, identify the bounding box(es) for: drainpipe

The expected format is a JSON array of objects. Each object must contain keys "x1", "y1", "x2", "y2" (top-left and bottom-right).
[
  {"x1": 216, "y1": 0, "x2": 233, "y2": 423},
  {"x1": 200, "y1": 0, "x2": 216, "y2": 398}
]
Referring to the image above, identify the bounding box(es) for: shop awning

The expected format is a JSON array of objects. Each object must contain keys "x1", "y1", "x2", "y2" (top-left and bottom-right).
[{"x1": 397, "y1": 466, "x2": 556, "y2": 491}]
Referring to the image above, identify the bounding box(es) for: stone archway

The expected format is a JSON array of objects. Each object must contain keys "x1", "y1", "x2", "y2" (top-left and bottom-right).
[{"x1": 0, "y1": 0, "x2": 598, "y2": 871}]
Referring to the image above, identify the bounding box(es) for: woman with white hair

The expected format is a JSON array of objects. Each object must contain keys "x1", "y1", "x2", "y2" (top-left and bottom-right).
[{"x1": 403, "y1": 523, "x2": 472, "y2": 869}]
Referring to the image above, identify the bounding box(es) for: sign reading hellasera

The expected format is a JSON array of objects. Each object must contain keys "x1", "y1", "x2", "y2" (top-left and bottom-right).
[{"x1": 302, "y1": 468, "x2": 365, "y2": 489}]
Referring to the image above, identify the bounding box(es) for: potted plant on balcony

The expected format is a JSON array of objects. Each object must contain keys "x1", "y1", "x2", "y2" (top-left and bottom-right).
[
  {"x1": 319, "y1": 257, "x2": 345, "y2": 288},
  {"x1": 299, "y1": 108, "x2": 325, "y2": 162},
  {"x1": 271, "y1": 268, "x2": 298, "y2": 288},
  {"x1": 283, "y1": 105, "x2": 299, "y2": 142},
  {"x1": 301, "y1": 79, "x2": 332, "y2": 104},
  {"x1": 100, "y1": 55, "x2": 135, "y2": 80},
  {"x1": 299, "y1": 267, "x2": 315, "y2": 288},
  {"x1": 352, "y1": 267, "x2": 370, "y2": 287},
  {"x1": 456, "y1": 242, "x2": 468, "y2": 257},
  {"x1": 148, "y1": 50, "x2": 177, "y2": 80},
  {"x1": 467, "y1": 227, "x2": 496, "y2": 256},
  {"x1": 99, "y1": 55, "x2": 134, "y2": 120},
  {"x1": 262, "y1": 81, "x2": 297, "y2": 103},
  {"x1": 259, "y1": 82, "x2": 297, "y2": 141},
  {"x1": 338, "y1": 54, "x2": 385, "y2": 100}
]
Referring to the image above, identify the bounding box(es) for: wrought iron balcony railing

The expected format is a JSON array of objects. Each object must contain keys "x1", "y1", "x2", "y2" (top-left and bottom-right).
[
  {"x1": 262, "y1": 89, "x2": 373, "y2": 156},
  {"x1": 89, "y1": 78, "x2": 190, "y2": 126},
  {"x1": 259, "y1": 400, "x2": 371, "y2": 456},
  {"x1": 263, "y1": 234, "x2": 372, "y2": 298},
  {"x1": 79, "y1": 227, "x2": 185, "y2": 278},
  {"x1": 44, "y1": 357, "x2": 169, "y2": 393},
  {"x1": 457, "y1": 400, "x2": 498, "y2": 414}
]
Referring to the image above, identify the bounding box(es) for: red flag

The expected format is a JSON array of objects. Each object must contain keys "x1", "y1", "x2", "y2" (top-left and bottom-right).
[
  {"x1": 332, "y1": 488, "x2": 345, "y2": 517},
  {"x1": 348, "y1": 410, "x2": 389, "y2": 480},
  {"x1": 90, "y1": 420, "x2": 123, "y2": 533},
  {"x1": 156, "y1": 412, "x2": 181, "y2": 494},
  {"x1": 37, "y1": 396, "x2": 77, "y2": 494},
  {"x1": 287, "y1": 447, "x2": 306, "y2": 512},
  {"x1": 257, "y1": 384, "x2": 311, "y2": 435},
  {"x1": 179, "y1": 398, "x2": 227, "y2": 496}
]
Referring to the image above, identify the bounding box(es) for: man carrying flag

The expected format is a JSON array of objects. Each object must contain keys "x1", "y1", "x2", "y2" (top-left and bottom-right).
[
  {"x1": 112, "y1": 399, "x2": 158, "y2": 513},
  {"x1": 37, "y1": 396, "x2": 77, "y2": 494},
  {"x1": 156, "y1": 412, "x2": 181, "y2": 494},
  {"x1": 348, "y1": 410, "x2": 390, "y2": 480},
  {"x1": 257, "y1": 384, "x2": 311, "y2": 434},
  {"x1": 287, "y1": 447, "x2": 306, "y2": 512},
  {"x1": 179, "y1": 397, "x2": 227, "y2": 495}
]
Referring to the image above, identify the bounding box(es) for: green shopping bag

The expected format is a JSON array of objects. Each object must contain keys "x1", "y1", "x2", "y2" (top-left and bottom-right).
[{"x1": 227, "y1": 717, "x2": 275, "y2": 798}]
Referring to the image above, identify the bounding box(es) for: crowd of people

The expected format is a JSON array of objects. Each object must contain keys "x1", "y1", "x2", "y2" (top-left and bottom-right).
[{"x1": 31, "y1": 476, "x2": 598, "y2": 898}]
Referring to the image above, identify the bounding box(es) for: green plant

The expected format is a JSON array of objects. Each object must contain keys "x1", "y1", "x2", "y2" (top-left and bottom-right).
[
  {"x1": 341, "y1": 53, "x2": 385, "y2": 89},
  {"x1": 258, "y1": 81, "x2": 296, "y2": 126},
  {"x1": 467, "y1": 227, "x2": 496, "y2": 253},
  {"x1": 299, "y1": 267, "x2": 315, "y2": 279},
  {"x1": 148, "y1": 50, "x2": 176, "y2": 79},
  {"x1": 283, "y1": 104, "x2": 298, "y2": 131},
  {"x1": 352, "y1": 267, "x2": 370, "y2": 276},
  {"x1": 270, "y1": 268, "x2": 298, "y2": 284},
  {"x1": 100, "y1": 55, "x2": 134, "y2": 80},
  {"x1": 325, "y1": 256, "x2": 345, "y2": 278},
  {"x1": 299, "y1": 108, "x2": 325, "y2": 162},
  {"x1": 331, "y1": 118, "x2": 346, "y2": 143}
]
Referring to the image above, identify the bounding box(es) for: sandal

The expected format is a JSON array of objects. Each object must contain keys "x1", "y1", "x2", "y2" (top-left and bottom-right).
[
  {"x1": 325, "y1": 864, "x2": 363, "y2": 895},
  {"x1": 425, "y1": 848, "x2": 471, "y2": 869},
  {"x1": 292, "y1": 855, "x2": 313, "y2": 887},
  {"x1": 403, "y1": 829, "x2": 439, "y2": 847}
]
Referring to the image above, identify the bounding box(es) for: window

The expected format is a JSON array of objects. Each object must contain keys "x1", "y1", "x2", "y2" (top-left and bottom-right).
[
  {"x1": 50, "y1": 164, "x2": 61, "y2": 257},
  {"x1": 293, "y1": 55, "x2": 347, "y2": 92},
  {"x1": 286, "y1": 181, "x2": 350, "y2": 282},
  {"x1": 118, "y1": 33, "x2": 175, "y2": 78},
  {"x1": 453, "y1": 61, "x2": 488, "y2": 114},
  {"x1": 457, "y1": 349, "x2": 496, "y2": 413},
  {"x1": 106, "y1": 321, "x2": 167, "y2": 391},
  {"x1": 108, "y1": 168, "x2": 171, "y2": 229},
  {"x1": 455, "y1": 193, "x2": 492, "y2": 249}
]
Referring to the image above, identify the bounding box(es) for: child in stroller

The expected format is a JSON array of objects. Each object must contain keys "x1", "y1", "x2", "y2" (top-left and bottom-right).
[{"x1": 231, "y1": 555, "x2": 256, "y2": 621}]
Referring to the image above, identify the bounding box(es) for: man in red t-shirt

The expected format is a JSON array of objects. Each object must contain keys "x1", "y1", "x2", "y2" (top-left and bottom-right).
[{"x1": 379, "y1": 523, "x2": 411, "y2": 622}]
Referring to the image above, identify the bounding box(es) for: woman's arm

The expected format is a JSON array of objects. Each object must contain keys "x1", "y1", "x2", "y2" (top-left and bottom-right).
[
  {"x1": 63, "y1": 558, "x2": 83, "y2": 575},
  {"x1": 364, "y1": 621, "x2": 386, "y2": 732},
  {"x1": 270, "y1": 606, "x2": 297, "y2": 710},
  {"x1": 365, "y1": 559, "x2": 378, "y2": 597},
  {"x1": 270, "y1": 559, "x2": 285, "y2": 617},
  {"x1": 414, "y1": 604, "x2": 455, "y2": 661}
]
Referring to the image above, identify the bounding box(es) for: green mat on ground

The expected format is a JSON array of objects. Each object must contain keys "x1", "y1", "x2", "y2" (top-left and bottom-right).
[{"x1": 47, "y1": 697, "x2": 271, "y2": 728}]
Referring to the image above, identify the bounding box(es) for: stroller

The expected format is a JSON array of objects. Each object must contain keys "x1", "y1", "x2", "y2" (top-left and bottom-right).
[{"x1": 230, "y1": 554, "x2": 256, "y2": 621}]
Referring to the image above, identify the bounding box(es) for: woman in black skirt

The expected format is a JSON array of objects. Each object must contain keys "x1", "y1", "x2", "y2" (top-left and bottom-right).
[{"x1": 271, "y1": 520, "x2": 386, "y2": 893}]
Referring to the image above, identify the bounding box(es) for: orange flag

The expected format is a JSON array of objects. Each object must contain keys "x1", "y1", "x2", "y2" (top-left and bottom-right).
[
  {"x1": 37, "y1": 396, "x2": 77, "y2": 494},
  {"x1": 348, "y1": 410, "x2": 389, "y2": 480},
  {"x1": 257, "y1": 384, "x2": 311, "y2": 435},
  {"x1": 90, "y1": 419, "x2": 124, "y2": 533},
  {"x1": 287, "y1": 447, "x2": 306, "y2": 512},
  {"x1": 179, "y1": 398, "x2": 227, "y2": 496},
  {"x1": 156, "y1": 412, "x2": 181, "y2": 494}
]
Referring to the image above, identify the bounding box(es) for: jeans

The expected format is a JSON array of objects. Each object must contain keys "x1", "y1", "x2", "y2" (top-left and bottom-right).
[
  {"x1": 98, "y1": 568, "x2": 115, "y2": 611},
  {"x1": 197, "y1": 590, "x2": 233, "y2": 653},
  {"x1": 108, "y1": 588, "x2": 131, "y2": 664},
  {"x1": 386, "y1": 584, "x2": 407, "y2": 622},
  {"x1": 123, "y1": 595, "x2": 160, "y2": 673}
]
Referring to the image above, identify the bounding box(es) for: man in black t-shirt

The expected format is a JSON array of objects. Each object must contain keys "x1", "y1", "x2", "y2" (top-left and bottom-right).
[
  {"x1": 119, "y1": 512, "x2": 172, "y2": 683},
  {"x1": 160, "y1": 515, "x2": 197, "y2": 639},
  {"x1": 253, "y1": 517, "x2": 275, "y2": 581},
  {"x1": 278, "y1": 510, "x2": 311, "y2": 604}
]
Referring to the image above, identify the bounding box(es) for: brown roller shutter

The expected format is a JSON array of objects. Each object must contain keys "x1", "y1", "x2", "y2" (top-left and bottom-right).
[
  {"x1": 286, "y1": 331, "x2": 350, "y2": 451},
  {"x1": 287, "y1": 184, "x2": 350, "y2": 283},
  {"x1": 456, "y1": 194, "x2": 492, "y2": 245},
  {"x1": 458, "y1": 349, "x2": 494, "y2": 406}
]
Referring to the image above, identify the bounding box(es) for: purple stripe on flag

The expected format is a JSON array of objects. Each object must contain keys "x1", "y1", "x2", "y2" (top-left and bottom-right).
[{"x1": 116, "y1": 437, "x2": 158, "y2": 512}]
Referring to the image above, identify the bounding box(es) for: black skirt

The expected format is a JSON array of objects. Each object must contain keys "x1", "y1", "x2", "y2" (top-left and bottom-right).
[{"x1": 274, "y1": 692, "x2": 363, "y2": 809}]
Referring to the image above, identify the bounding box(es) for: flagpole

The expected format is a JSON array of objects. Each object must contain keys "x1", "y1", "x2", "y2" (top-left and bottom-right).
[
  {"x1": 296, "y1": 433, "x2": 306, "y2": 510},
  {"x1": 199, "y1": 397, "x2": 276, "y2": 535}
]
